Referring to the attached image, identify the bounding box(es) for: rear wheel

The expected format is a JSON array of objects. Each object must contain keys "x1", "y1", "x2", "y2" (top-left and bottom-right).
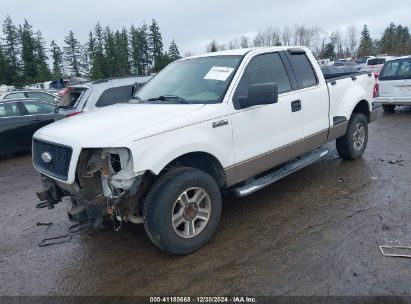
[
  {"x1": 336, "y1": 113, "x2": 368, "y2": 160},
  {"x1": 382, "y1": 104, "x2": 396, "y2": 112},
  {"x1": 143, "y1": 167, "x2": 222, "y2": 255}
]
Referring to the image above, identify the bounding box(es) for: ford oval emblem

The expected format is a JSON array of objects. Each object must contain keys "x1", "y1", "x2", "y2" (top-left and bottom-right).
[{"x1": 41, "y1": 152, "x2": 53, "y2": 163}]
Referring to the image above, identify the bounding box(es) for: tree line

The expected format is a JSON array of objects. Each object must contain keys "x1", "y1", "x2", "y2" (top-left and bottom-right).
[
  {"x1": 0, "y1": 16, "x2": 181, "y2": 87},
  {"x1": 207, "y1": 23, "x2": 411, "y2": 60}
]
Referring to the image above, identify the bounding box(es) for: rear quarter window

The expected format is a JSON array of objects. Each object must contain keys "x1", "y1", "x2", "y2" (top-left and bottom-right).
[
  {"x1": 58, "y1": 88, "x2": 88, "y2": 108},
  {"x1": 288, "y1": 53, "x2": 318, "y2": 88}
]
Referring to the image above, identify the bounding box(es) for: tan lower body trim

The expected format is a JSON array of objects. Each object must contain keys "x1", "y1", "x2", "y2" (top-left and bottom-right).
[
  {"x1": 224, "y1": 130, "x2": 328, "y2": 186},
  {"x1": 327, "y1": 121, "x2": 348, "y2": 141}
]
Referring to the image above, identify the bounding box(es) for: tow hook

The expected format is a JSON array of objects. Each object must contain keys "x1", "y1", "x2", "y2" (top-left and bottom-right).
[
  {"x1": 36, "y1": 189, "x2": 59, "y2": 209},
  {"x1": 37, "y1": 176, "x2": 64, "y2": 209}
]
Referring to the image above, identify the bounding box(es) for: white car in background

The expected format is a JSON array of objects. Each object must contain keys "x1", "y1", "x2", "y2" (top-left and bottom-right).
[
  {"x1": 362, "y1": 56, "x2": 394, "y2": 77},
  {"x1": 375, "y1": 56, "x2": 411, "y2": 111}
]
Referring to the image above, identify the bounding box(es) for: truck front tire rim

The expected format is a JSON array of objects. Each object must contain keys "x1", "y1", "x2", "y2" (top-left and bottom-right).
[
  {"x1": 353, "y1": 122, "x2": 365, "y2": 150},
  {"x1": 172, "y1": 187, "x2": 211, "y2": 238}
]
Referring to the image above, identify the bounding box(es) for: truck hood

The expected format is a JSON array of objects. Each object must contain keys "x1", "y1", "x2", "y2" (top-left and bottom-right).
[{"x1": 34, "y1": 103, "x2": 205, "y2": 147}]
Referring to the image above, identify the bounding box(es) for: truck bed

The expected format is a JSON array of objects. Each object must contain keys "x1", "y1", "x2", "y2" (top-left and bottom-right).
[{"x1": 323, "y1": 71, "x2": 372, "y2": 82}]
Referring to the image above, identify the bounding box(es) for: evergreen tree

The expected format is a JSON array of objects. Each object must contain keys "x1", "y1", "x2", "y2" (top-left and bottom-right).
[
  {"x1": 320, "y1": 32, "x2": 337, "y2": 60},
  {"x1": 80, "y1": 44, "x2": 90, "y2": 78},
  {"x1": 155, "y1": 52, "x2": 171, "y2": 71},
  {"x1": 63, "y1": 30, "x2": 82, "y2": 76},
  {"x1": 396, "y1": 25, "x2": 411, "y2": 55},
  {"x1": 0, "y1": 41, "x2": 7, "y2": 84},
  {"x1": 34, "y1": 30, "x2": 51, "y2": 81},
  {"x1": 148, "y1": 19, "x2": 163, "y2": 71},
  {"x1": 91, "y1": 23, "x2": 106, "y2": 79},
  {"x1": 357, "y1": 25, "x2": 373, "y2": 57},
  {"x1": 380, "y1": 23, "x2": 396, "y2": 54},
  {"x1": 130, "y1": 24, "x2": 150, "y2": 75},
  {"x1": 114, "y1": 27, "x2": 130, "y2": 76},
  {"x1": 50, "y1": 40, "x2": 63, "y2": 79},
  {"x1": 20, "y1": 20, "x2": 37, "y2": 83},
  {"x1": 85, "y1": 32, "x2": 95, "y2": 78},
  {"x1": 207, "y1": 40, "x2": 218, "y2": 52},
  {"x1": 168, "y1": 39, "x2": 181, "y2": 61},
  {"x1": 2, "y1": 15, "x2": 20, "y2": 84},
  {"x1": 104, "y1": 26, "x2": 116, "y2": 77}
]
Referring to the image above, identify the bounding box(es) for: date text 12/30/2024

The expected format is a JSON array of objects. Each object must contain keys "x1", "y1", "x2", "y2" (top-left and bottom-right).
[{"x1": 150, "y1": 296, "x2": 257, "y2": 303}]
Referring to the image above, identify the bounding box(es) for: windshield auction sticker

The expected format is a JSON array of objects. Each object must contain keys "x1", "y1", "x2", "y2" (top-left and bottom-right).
[{"x1": 204, "y1": 66, "x2": 235, "y2": 81}]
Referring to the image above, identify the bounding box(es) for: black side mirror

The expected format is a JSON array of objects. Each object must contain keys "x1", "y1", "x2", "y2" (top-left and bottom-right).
[{"x1": 239, "y1": 83, "x2": 278, "y2": 109}]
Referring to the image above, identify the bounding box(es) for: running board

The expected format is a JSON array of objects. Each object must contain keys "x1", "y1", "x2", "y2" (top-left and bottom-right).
[{"x1": 232, "y1": 148, "x2": 329, "y2": 197}]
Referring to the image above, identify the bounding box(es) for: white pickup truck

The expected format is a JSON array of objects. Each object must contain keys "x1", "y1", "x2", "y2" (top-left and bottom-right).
[{"x1": 32, "y1": 46, "x2": 380, "y2": 254}]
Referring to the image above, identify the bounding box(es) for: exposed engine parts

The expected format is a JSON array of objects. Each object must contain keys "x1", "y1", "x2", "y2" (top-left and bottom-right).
[{"x1": 36, "y1": 148, "x2": 150, "y2": 230}]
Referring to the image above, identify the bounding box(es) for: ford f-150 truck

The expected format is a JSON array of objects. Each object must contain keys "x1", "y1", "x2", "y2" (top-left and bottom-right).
[{"x1": 32, "y1": 47, "x2": 380, "y2": 255}]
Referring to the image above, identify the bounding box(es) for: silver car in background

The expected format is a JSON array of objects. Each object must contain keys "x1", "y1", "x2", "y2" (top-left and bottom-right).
[{"x1": 56, "y1": 76, "x2": 152, "y2": 119}]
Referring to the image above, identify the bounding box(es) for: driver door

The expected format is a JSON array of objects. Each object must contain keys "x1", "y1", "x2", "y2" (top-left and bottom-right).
[{"x1": 229, "y1": 52, "x2": 304, "y2": 182}]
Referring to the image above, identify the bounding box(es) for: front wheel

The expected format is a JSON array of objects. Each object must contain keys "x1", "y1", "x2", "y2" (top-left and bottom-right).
[
  {"x1": 143, "y1": 168, "x2": 222, "y2": 255},
  {"x1": 336, "y1": 113, "x2": 368, "y2": 160}
]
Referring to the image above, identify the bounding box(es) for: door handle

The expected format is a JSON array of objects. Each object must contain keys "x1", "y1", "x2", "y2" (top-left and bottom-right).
[
  {"x1": 32, "y1": 117, "x2": 41, "y2": 121},
  {"x1": 291, "y1": 100, "x2": 301, "y2": 112}
]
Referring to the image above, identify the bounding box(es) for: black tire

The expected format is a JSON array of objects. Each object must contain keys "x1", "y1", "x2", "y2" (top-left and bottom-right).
[
  {"x1": 336, "y1": 113, "x2": 368, "y2": 160},
  {"x1": 382, "y1": 104, "x2": 396, "y2": 112},
  {"x1": 143, "y1": 167, "x2": 222, "y2": 255}
]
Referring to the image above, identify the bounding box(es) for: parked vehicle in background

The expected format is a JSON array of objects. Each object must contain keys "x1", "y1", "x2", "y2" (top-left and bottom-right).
[
  {"x1": 317, "y1": 58, "x2": 332, "y2": 65},
  {"x1": 0, "y1": 85, "x2": 16, "y2": 92},
  {"x1": 56, "y1": 76, "x2": 152, "y2": 119},
  {"x1": 375, "y1": 56, "x2": 411, "y2": 111},
  {"x1": 0, "y1": 99, "x2": 57, "y2": 156},
  {"x1": 356, "y1": 56, "x2": 374, "y2": 69},
  {"x1": 33, "y1": 46, "x2": 379, "y2": 255},
  {"x1": 333, "y1": 60, "x2": 361, "y2": 70},
  {"x1": 0, "y1": 90, "x2": 58, "y2": 103},
  {"x1": 361, "y1": 56, "x2": 394, "y2": 77}
]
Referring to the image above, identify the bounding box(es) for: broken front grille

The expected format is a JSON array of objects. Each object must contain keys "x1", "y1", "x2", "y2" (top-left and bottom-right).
[{"x1": 33, "y1": 139, "x2": 73, "y2": 181}]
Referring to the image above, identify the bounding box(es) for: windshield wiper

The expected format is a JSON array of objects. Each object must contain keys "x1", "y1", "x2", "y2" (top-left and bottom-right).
[{"x1": 146, "y1": 95, "x2": 189, "y2": 104}]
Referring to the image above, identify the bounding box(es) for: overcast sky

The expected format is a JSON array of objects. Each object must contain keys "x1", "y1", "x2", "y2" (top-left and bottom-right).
[{"x1": 1, "y1": 0, "x2": 410, "y2": 55}]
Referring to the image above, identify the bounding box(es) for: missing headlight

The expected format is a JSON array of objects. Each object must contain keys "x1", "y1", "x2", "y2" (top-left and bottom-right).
[{"x1": 110, "y1": 153, "x2": 122, "y2": 173}]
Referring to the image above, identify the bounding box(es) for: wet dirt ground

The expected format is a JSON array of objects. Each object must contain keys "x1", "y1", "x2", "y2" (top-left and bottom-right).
[{"x1": 0, "y1": 108, "x2": 410, "y2": 297}]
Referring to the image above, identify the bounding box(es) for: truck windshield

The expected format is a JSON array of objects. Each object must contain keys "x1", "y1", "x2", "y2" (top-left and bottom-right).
[{"x1": 131, "y1": 55, "x2": 242, "y2": 104}]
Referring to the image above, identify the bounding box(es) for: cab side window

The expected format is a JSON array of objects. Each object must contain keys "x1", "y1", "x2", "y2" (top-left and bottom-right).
[
  {"x1": 0, "y1": 102, "x2": 22, "y2": 117},
  {"x1": 234, "y1": 53, "x2": 292, "y2": 107}
]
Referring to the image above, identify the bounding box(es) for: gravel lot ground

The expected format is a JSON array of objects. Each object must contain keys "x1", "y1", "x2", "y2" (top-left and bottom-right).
[{"x1": 0, "y1": 107, "x2": 410, "y2": 296}]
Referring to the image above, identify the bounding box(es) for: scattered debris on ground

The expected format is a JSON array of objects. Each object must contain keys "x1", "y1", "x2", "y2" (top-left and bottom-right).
[
  {"x1": 39, "y1": 235, "x2": 72, "y2": 247},
  {"x1": 380, "y1": 245, "x2": 411, "y2": 258}
]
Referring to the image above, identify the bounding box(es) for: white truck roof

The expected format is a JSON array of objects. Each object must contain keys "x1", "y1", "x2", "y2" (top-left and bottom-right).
[{"x1": 184, "y1": 46, "x2": 304, "y2": 60}]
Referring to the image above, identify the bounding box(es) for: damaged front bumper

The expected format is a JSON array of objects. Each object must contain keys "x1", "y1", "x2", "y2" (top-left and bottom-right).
[{"x1": 36, "y1": 147, "x2": 150, "y2": 229}]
